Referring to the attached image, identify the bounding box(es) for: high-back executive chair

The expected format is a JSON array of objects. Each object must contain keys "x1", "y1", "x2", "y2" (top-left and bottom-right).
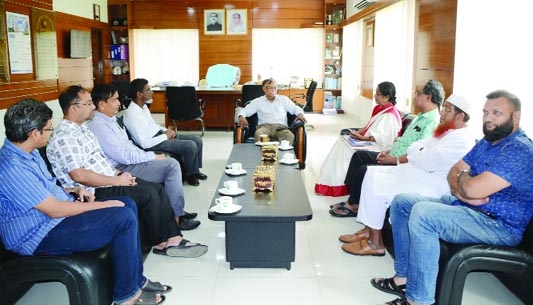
[
  {"x1": 289, "y1": 80, "x2": 317, "y2": 112},
  {"x1": 166, "y1": 86, "x2": 205, "y2": 136},
  {"x1": 233, "y1": 85, "x2": 307, "y2": 169}
]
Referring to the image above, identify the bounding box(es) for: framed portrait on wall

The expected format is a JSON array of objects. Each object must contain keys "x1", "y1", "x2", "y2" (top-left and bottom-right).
[
  {"x1": 226, "y1": 9, "x2": 247, "y2": 35},
  {"x1": 204, "y1": 9, "x2": 225, "y2": 35}
]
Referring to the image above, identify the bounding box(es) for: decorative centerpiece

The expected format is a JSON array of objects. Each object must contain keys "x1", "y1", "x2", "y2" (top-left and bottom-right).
[
  {"x1": 252, "y1": 165, "x2": 276, "y2": 191},
  {"x1": 261, "y1": 145, "x2": 278, "y2": 161}
]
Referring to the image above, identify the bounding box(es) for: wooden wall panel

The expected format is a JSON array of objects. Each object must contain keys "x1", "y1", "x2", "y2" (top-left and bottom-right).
[
  {"x1": 131, "y1": 0, "x2": 199, "y2": 29},
  {"x1": 57, "y1": 58, "x2": 93, "y2": 92},
  {"x1": 0, "y1": 80, "x2": 58, "y2": 108},
  {"x1": 414, "y1": 0, "x2": 457, "y2": 100}
]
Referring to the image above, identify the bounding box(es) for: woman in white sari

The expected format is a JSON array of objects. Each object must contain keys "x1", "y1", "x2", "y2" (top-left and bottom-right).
[{"x1": 314, "y1": 81, "x2": 402, "y2": 197}]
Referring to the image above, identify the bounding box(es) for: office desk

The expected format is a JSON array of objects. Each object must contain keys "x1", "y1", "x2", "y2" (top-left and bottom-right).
[
  {"x1": 151, "y1": 88, "x2": 240, "y2": 131},
  {"x1": 151, "y1": 87, "x2": 324, "y2": 131},
  {"x1": 208, "y1": 144, "x2": 312, "y2": 269}
]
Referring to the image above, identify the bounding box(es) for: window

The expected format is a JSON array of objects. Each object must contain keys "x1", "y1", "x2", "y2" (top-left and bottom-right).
[
  {"x1": 132, "y1": 29, "x2": 199, "y2": 85},
  {"x1": 252, "y1": 29, "x2": 324, "y2": 87}
]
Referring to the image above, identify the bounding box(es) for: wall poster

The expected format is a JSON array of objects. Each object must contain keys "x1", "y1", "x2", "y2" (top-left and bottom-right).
[{"x1": 6, "y1": 11, "x2": 33, "y2": 74}]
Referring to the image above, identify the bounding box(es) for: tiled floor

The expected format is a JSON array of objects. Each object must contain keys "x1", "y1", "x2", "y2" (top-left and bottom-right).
[{"x1": 16, "y1": 113, "x2": 522, "y2": 305}]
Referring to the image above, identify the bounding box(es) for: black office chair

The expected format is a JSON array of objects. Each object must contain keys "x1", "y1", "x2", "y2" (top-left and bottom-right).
[
  {"x1": 166, "y1": 86, "x2": 205, "y2": 136},
  {"x1": 289, "y1": 80, "x2": 317, "y2": 112},
  {"x1": 235, "y1": 84, "x2": 264, "y2": 108},
  {"x1": 112, "y1": 79, "x2": 132, "y2": 109},
  {"x1": 382, "y1": 210, "x2": 533, "y2": 305}
]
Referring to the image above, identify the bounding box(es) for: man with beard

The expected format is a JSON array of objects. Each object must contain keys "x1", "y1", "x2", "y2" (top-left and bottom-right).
[
  {"x1": 339, "y1": 94, "x2": 476, "y2": 256},
  {"x1": 372, "y1": 90, "x2": 533, "y2": 305},
  {"x1": 329, "y1": 79, "x2": 444, "y2": 217}
]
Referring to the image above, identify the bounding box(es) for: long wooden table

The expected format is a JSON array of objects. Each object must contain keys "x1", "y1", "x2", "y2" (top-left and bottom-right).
[{"x1": 208, "y1": 144, "x2": 312, "y2": 270}]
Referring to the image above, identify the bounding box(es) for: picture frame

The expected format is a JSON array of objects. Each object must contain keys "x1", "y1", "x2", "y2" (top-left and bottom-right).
[
  {"x1": 226, "y1": 9, "x2": 247, "y2": 35},
  {"x1": 204, "y1": 9, "x2": 225, "y2": 35},
  {"x1": 93, "y1": 4, "x2": 100, "y2": 21}
]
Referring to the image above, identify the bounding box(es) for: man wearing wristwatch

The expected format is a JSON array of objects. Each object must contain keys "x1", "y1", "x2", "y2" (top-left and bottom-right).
[{"x1": 373, "y1": 90, "x2": 533, "y2": 305}]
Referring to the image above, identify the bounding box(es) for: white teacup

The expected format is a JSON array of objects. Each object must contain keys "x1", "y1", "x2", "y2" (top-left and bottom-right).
[
  {"x1": 223, "y1": 180, "x2": 239, "y2": 192},
  {"x1": 283, "y1": 153, "x2": 295, "y2": 161},
  {"x1": 230, "y1": 162, "x2": 242, "y2": 172},
  {"x1": 215, "y1": 196, "x2": 233, "y2": 209},
  {"x1": 280, "y1": 140, "x2": 290, "y2": 148}
]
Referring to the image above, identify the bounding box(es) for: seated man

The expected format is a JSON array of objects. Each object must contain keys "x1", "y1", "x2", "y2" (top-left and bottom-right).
[
  {"x1": 0, "y1": 99, "x2": 167, "y2": 305},
  {"x1": 237, "y1": 78, "x2": 307, "y2": 144},
  {"x1": 47, "y1": 85, "x2": 207, "y2": 257},
  {"x1": 88, "y1": 83, "x2": 199, "y2": 229},
  {"x1": 372, "y1": 90, "x2": 533, "y2": 305},
  {"x1": 123, "y1": 78, "x2": 207, "y2": 186},
  {"x1": 329, "y1": 79, "x2": 443, "y2": 217},
  {"x1": 339, "y1": 94, "x2": 476, "y2": 256}
]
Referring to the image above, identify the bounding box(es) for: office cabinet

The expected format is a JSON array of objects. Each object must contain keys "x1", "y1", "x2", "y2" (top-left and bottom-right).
[
  {"x1": 324, "y1": 0, "x2": 345, "y2": 111},
  {"x1": 107, "y1": 3, "x2": 131, "y2": 82}
]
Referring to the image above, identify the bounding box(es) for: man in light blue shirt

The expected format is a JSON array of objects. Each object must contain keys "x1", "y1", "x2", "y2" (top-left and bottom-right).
[
  {"x1": 89, "y1": 84, "x2": 199, "y2": 230},
  {"x1": 237, "y1": 78, "x2": 307, "y2": 144}
]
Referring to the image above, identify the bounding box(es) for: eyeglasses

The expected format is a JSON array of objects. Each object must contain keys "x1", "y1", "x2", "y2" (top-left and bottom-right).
[
  {"x1": 73, "y1": 102, "x2": 94, "y2": 106},
  {"x1": 264, "y1": 86, "x2": 277, "y2": 90},
  {"x1": 414, "y1": 90, "x2": 425, "y2": 97},
  {"x1": 143, "y1": 87, "x2": 152, "y2": 92},
  {"x1": 42, "y1": 127, "x2": 54, "y2": 132}
]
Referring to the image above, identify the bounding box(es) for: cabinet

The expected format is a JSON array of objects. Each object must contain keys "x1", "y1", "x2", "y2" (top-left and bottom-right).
[
  {"x1": 324, "y1": 0, "x2": 345, "y2": 112},
  {"x1": 107, "y1": 3, "x2": 131, "y2": 82}
]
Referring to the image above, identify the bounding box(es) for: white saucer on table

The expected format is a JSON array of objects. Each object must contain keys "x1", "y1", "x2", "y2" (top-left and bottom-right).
[
  {"x1": 278, "y1": 145, "x2": 293, "y2": 151},
  {"x1": 209, "y1": 203, "x2": 242, "y2": 214},
  {"x1": 218, "y1": 187, "x2": 246, "y2": 196},
  {"x1": 225, "y1": 168, "x2": 247, "y2": 176},
  {"x1": 279, "y1": 158, "x2": 299, "y2": 165},
  {"x1": 255, "y1": 141, "x2": 280, "y2": 146}
]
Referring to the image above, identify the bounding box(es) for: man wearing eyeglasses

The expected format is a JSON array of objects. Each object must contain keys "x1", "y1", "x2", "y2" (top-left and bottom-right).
[
  {"x1": 329, "y1": 79, "x2": 443, "y2": 218},
  {"x1": 339, "y1": 94, "x2": 476, "y2": 256},
  {"x1": 47, "y1": 85, "x2": 208, "y2": 258},
  {"x1": 237, "y1": 78, "x2": 307, "y2": 143}
]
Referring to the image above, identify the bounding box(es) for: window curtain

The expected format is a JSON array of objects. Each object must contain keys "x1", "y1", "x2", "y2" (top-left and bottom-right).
[
  {"x1": 132, "y1": 29, "x2": 199, "y2": 85},
  {"x1": 252, "y1": 29, "x2": 324, "y2": 87}
]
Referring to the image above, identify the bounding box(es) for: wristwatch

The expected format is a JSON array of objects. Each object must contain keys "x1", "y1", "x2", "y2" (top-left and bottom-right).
[{"x1": 457, "y1": 169, "x2": 470, "y2": 177}]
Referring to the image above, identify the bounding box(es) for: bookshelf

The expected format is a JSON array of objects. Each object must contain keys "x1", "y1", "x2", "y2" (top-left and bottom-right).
[
  {"x1": 324, "y1": 0, "x2": 345, "y2": 113},
  {"x1": 107, "y1": 3, "x2": 131, "y2": 81}
]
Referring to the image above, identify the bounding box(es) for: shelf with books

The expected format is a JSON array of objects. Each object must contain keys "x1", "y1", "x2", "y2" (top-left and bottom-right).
[{"x1": 324, "y1": 0, "x2": 345, "y2": 110}]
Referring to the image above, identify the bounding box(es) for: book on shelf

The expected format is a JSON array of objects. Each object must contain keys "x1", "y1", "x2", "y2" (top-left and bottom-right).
[{"x1": 110, "y1": 31, "x2": 117, "y2": 44}]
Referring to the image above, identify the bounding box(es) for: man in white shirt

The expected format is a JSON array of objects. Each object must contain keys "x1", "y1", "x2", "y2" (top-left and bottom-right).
[
  {"x1": 123, "y1": 78, "x2": 206, "y2": 186},
  {"x1": 88, "y1": 83, "x2": 200, "y2": 230},
  {"x1": 237, "y1": 78, "x2": 307, "y2": 143}
]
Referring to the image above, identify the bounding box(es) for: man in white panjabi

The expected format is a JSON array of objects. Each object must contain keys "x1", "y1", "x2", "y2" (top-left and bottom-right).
[{"x1": 339, "y1": 94, "x2": 476, "y2": 256}]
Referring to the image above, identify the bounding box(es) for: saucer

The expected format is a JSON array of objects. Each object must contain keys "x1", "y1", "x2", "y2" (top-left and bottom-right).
[
  {"x1": 278, "y1": 145, "x2": 293, "y2": 151},
  {"x1": 218, "y1": 187, "x2": 246, "y2": 196},
  {"x1": 280, "y1": 158, "x2": 299, "y2": 165},
  {"x1": 255, "y1": 141, "x2": 280, "y2": 146},
  {"x1": 209, "y1": 203, "x2": 242, "y2": 214},
  {"x1": 225, "y1": 168, "x2": 247, "y2": 176}
]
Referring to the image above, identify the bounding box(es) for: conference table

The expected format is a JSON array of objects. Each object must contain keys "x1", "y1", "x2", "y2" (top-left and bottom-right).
[{"x1": 208, "y1": 144, "x2": 313, "y2": 270}]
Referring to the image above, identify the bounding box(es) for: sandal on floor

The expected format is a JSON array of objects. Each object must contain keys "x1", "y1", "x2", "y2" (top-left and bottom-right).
[
  {"x1": 152, "y1": 239, "x2": 208, "y2": 258},
  {"x1": 371, "y1": 277, "x2": 406, "y2": 297},
  {"x1": 143, "y1": 280, "x2": 172, "y2": 294},
  {"x1": 329, "y1": 201, "x2": 346, "y2": 209},
  {"x1": 341, "y1": 239, "x2": 385, "y2": 256},
  {"x1": 329, "y1": 205, "x2": 358, "y2": 217},
  {"x1": 383, "y1": 297, "x2": 409, "y2": 305},
  {"x1": 116, "y1": 290, "x2": 165, "y2": 305},
  {"x1": 338, "y1": 229, "x2": 367, "y2": 243}
]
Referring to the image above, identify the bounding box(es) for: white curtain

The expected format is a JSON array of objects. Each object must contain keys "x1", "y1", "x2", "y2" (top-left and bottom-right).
[
  {"x1": 132, "y1": 29, "x2": 199, "y2": 85},
  {"x1": 252, "y1": 29, "x2": 324, "y2": 87}
]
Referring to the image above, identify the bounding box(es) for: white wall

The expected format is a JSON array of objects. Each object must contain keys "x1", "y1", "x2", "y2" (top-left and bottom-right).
[
  {"x1": 53, "y1": 0, "x2": 108, "y2": 23},
  {"x1": 454, "y1": 0, "x2": 533, "y2": 137}
]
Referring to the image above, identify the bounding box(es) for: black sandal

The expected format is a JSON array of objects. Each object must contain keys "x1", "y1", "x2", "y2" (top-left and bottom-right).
[
  {"x1": 143, "y1": 280, "x2": 172, "y2": 294},
  {"x1": 383, "y1": 297, "x2": 409, "y2": 305},
  {"x1": 371, "y1": 277, "x2": 406, "y2": 297}
]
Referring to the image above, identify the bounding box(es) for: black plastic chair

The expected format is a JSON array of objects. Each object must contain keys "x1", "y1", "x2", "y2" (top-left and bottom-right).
[
  {"x1": 166, "y1": 86, "x2": 205, "y2": 136},
  {"x1": 112, "y1": 79, "x2": 132, "y2": 109},
  {"x1": 289, "y1": 80, "x2": 317, "y2": 112},
  {"x1": 382, "y1": 210, "x2": 533, "y2": 305}
]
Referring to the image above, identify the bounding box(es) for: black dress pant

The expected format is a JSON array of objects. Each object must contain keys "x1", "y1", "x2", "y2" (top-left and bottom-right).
[
  {"x1": 344, "y1": 150, "x2": 392, "y2": 205},
  {"x1": 95, "y1": 178, "x2": 182, "y2": 247}
]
